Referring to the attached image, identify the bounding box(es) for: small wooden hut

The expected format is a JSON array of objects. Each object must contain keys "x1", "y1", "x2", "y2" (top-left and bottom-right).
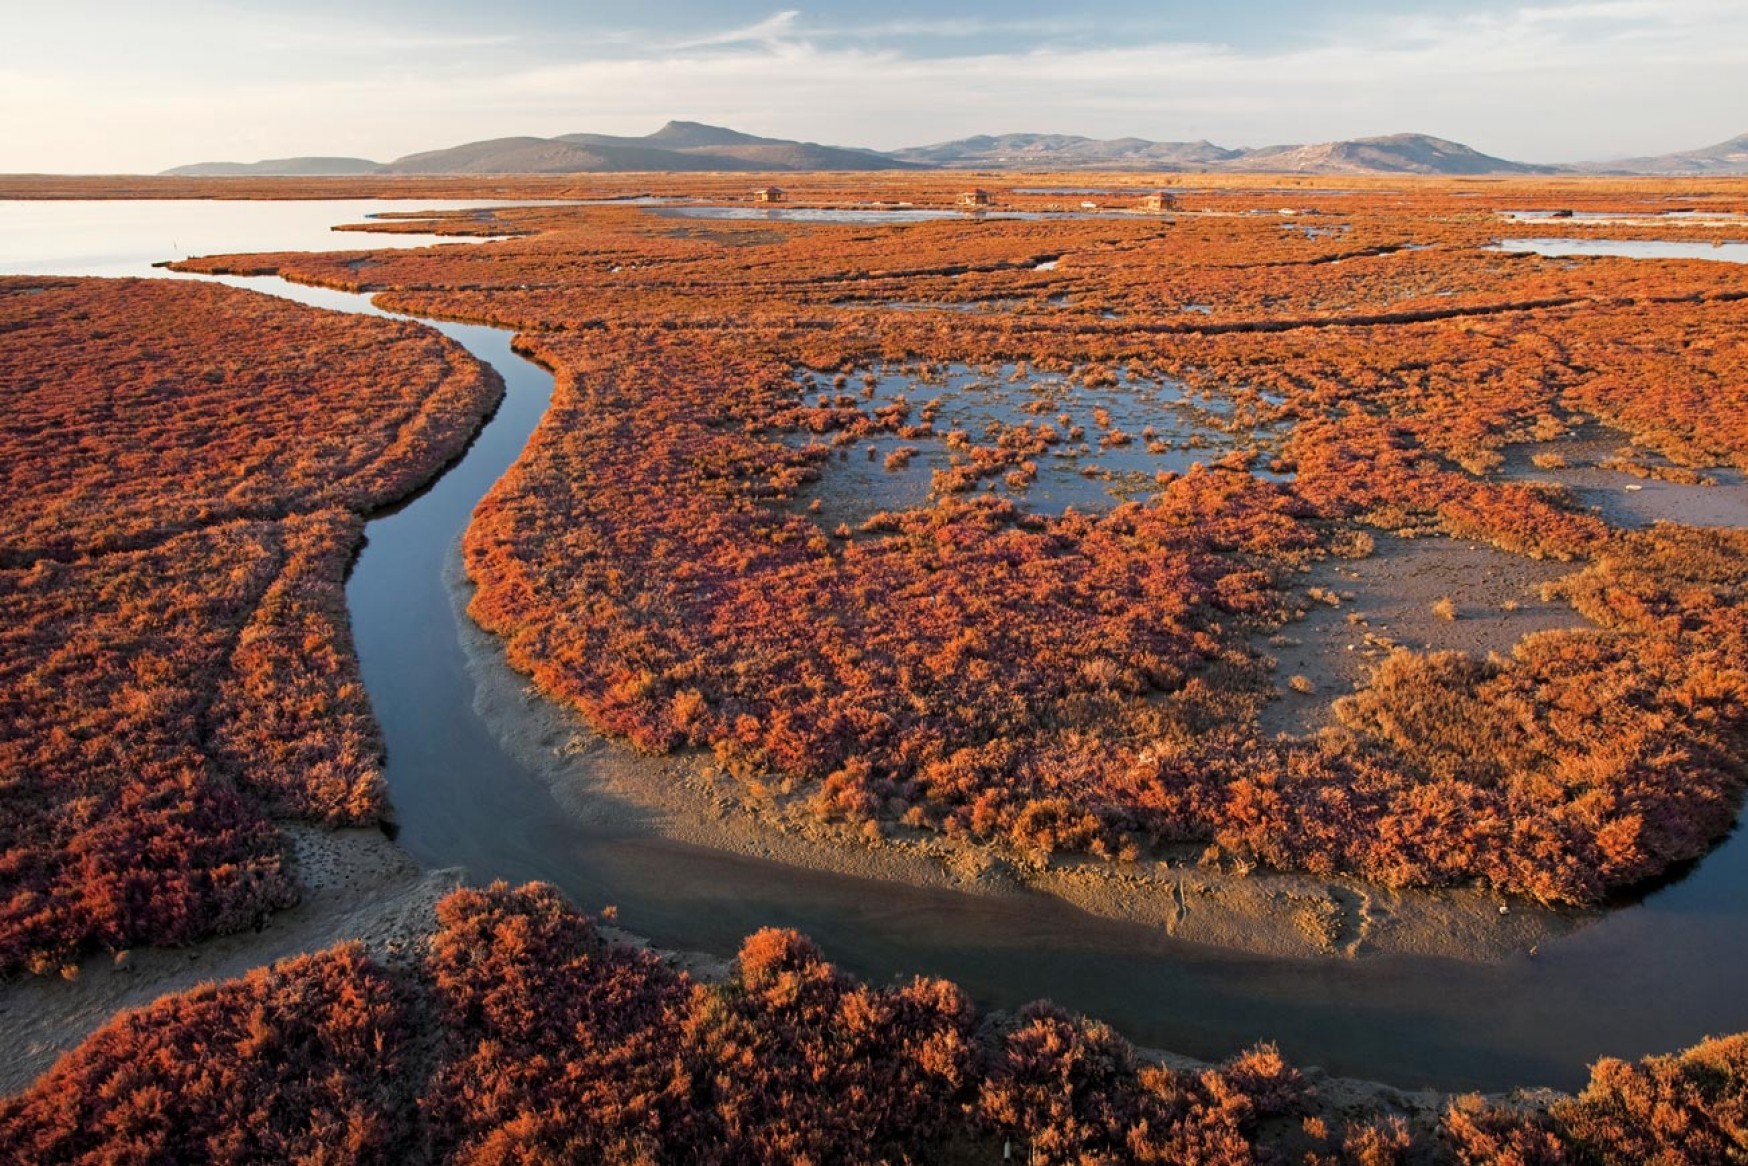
[
  {"x1": 753, "y1": 186, "x2": 786, "y2": 203},
  {"x1": 959, "y1": 188, "x2": 993, "y2": 208},
  {"x1": 1141, "y1": 191, "x2": 1177, "y2": 212}
]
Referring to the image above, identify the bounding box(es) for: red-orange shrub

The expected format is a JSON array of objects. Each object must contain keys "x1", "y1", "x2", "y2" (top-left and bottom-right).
[{"x1": 0, "y1": 944, "x2": 409, "y2": 1164}]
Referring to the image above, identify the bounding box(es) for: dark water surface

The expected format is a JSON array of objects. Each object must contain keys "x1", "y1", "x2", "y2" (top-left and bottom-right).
[{"x1": 7, "y1": 200, "x2": 1748, "y2": 1092}]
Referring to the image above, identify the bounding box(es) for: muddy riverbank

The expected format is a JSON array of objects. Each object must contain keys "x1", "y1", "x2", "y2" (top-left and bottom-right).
[{"x1": 451, "y1": 544, "x2": 1574, "y2": 965}]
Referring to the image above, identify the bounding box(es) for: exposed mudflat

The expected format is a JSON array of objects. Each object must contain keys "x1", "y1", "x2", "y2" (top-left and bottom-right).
[
  {"x1": 0, "y1": 827, "x2": 460, "y2": 1096},
  {"x1": 1498, "y1": 427, "x2": 1748, "y2": 529},
  {"x1": 1260, "y1": 533, "x2": 1589, "y2": 736}
]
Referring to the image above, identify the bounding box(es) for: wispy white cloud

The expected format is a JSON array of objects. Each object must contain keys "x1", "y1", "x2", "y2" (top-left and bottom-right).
[{"x1": 667, "y1": 9, "x2": 803, "y2": 50}]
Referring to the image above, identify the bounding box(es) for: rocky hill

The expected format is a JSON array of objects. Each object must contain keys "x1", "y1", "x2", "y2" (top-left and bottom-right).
[
  {"x1": 1227, "y1": 133, "x2": 1552, "y2": 175},
  {"x1": 1576, "y1": 133, "x2": 1748, "y2": 175}
]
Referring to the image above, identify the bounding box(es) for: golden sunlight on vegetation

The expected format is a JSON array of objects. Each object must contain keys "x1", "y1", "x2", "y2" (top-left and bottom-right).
[
  {"x1": 173, "y1": 176, "x2": 1748, "y2": 907},
  {"x1": 0, "y1": 277, "x2": 499, "y2": 973}
]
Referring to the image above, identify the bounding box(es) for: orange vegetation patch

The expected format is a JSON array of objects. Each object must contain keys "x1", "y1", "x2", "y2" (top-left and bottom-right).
[
  {"x1": 0, "y1": 278, "x2": 494, "y2": 564},
  {"x1": 423, "y1": 884, "x2": 978, "y2": 1162},
  {"x1": 4, "y1": 882, "x2": 1741, "y2": 1164},
  {"x1": 0, "y1": 277, "x2": 500, "y2": 973},
  {"x1": 179, "y1": 178, "x2": 1748, "y2": 904},
  {"x1": 464, "y1": 328, "x2": 1317, "y2": 863},
  {"x1": 0, "y1": 944, "x2": 409, "y2": 1162}
]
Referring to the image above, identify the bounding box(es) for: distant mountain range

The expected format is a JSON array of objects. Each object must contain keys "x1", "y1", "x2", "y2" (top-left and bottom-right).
[
  {"x1": 163, "y1": 122, "x2": 1748, "y2": 177},
  {"x1": 884, "y1": 131, "x2": 1549, "y2": 174},
  {"x1": 163, "y1": 156, "x2": 384, "y2": 177}
]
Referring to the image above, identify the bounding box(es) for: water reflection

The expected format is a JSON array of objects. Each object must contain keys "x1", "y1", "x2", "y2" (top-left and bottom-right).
[{"x1": 0, "y1": 198, "x2": 547, "y2": 276}]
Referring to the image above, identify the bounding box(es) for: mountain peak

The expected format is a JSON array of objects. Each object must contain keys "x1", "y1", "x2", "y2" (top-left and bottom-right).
[
  {"x1": 1230, "y1": 133, "x2": 1548, "y2": 175},
  {"x1": 645, "y1": 121, "x2": 776, "y2": 148}
]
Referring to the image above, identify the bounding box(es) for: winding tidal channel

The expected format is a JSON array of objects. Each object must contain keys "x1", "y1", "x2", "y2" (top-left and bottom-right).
[{"x1": 5, "y1": 199, "x2": 1748, "y2": 1092}]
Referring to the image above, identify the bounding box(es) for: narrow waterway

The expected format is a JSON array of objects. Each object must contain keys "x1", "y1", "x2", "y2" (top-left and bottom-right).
[{"x1": 7, "y1": 200, "x2": 1748, "y2": 1093}]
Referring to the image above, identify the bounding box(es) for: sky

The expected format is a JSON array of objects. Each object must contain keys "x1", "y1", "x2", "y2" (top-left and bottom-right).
[{"x1": 2, "y1": 0, "x2": 1745, "y2": 172}]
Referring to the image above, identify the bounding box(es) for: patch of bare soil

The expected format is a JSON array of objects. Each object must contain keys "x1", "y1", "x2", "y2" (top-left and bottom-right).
[
  {"x1": 1259, "y1": 533, "x2": 1587, "y2": 736},
  {"x1": 1499, "y1": 424, "x2": 1748, "y2": 529}
]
